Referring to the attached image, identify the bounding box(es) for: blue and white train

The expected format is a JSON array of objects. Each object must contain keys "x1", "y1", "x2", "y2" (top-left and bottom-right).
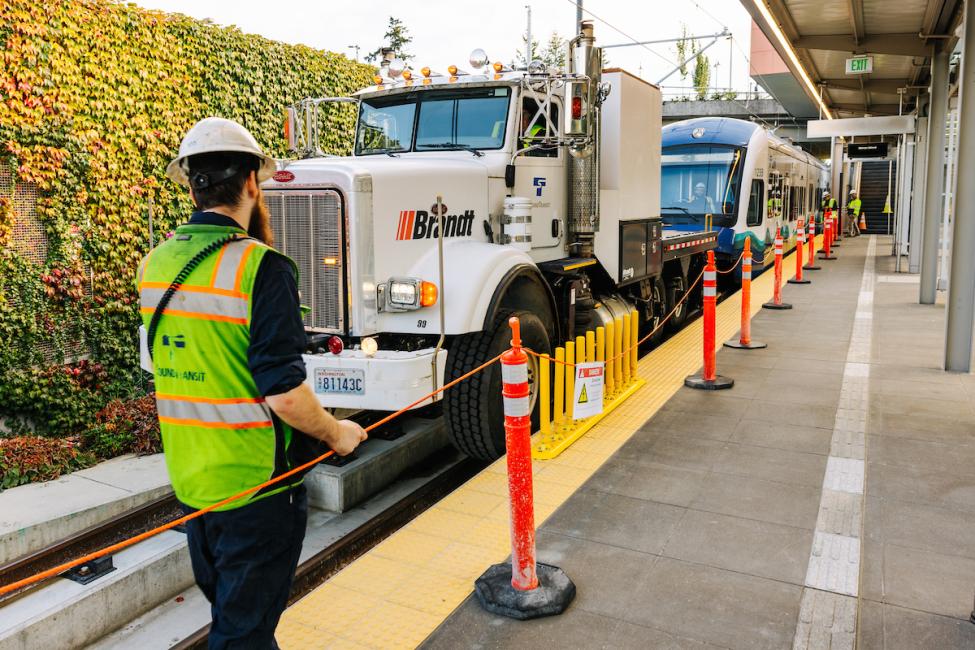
[{"x1": 661, "y1": 117, "x2": 829, "y2": 272}]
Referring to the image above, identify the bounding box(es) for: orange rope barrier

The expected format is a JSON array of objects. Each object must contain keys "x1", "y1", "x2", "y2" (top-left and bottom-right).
[
  {"x1": 0, "y1": 351, "x2": 506, "y2": 597},
  {"x1": 530, "y1": 268, "x2": 706, "y2": 369}
]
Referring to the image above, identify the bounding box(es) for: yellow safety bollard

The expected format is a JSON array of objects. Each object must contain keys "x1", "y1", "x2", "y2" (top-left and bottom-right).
[
  {"x1": 576, "y1": 335, "x2": 586, "y2": 364},
  {"x1": 621, "y1": 316, "x2": 631, "y2": 384},
  {"x1": 539, "y1": 353, "x2": 551, "y2": 440},
  {"x1": 613, "y1": 321, "x2": 622, "y2": 391},
  {"x1": 554, "y1": 347, "x2": 565, "y2": 427},
  {"x1": 605, "y1": 321, "x2": 615, "y2": 395},
  {"x1": 630, "y1": 311, "x2": 639, "y2": 378},
  {"x1": 565, "y1": 340, "x2": 575, "y2": 422},
  {"x1": 586, "y1": 330, "x2": 596, "y2": 365},
  {"x1": 596, "y1": 326, "x2": 605, "y2": 364}
]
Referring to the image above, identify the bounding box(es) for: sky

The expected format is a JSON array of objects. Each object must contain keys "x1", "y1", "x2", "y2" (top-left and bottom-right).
[{"x1": 134, "y1": 0, "x2": 761, "y2": 97}]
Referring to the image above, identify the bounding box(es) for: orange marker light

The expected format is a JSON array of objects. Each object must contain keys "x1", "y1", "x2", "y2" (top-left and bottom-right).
[
  {"x1": 421, "y1": 66, "x2": 432, "y2": 77},
  {"x1": 323, "y1": 257, "x2": 338, "y2": 266},
  {"x1": 420, "y1": 282, "x2": 438, "y2": 307},
  {"x1": 373, "y1": 75, "x2": 383, "y2": 85},
  {"x1": 402, "y1": 69, "x2": 412, "y2": 80},
  {"x1": 492, "y1": 61, "x2": 503, "y2": 73},
  {"x1": 448, "y1": 64, "x2": 458, "y2": 75}
]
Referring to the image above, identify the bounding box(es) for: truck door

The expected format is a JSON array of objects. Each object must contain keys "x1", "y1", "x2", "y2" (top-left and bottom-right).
[{"x1": 513, "y1": 97, "x2": 565, "y2": 251}]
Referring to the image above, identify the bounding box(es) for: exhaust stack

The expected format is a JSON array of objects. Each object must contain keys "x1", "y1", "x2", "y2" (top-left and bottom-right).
[{"x1": 565, "y1": 21, "x2": 602, "y2": 256}]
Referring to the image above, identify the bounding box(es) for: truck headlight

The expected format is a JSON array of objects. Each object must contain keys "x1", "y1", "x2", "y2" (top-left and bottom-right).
[
  {"x1": 380, "y1": 278, "x2": 438, "y2": 311},
  {"x1": 389, "y1": 279, "x2": 420, "y2": 307}
]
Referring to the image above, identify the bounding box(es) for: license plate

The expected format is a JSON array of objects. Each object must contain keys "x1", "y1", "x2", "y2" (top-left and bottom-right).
[{"x1": 314, "y1": 368, "x2": 365, "y2": 395}]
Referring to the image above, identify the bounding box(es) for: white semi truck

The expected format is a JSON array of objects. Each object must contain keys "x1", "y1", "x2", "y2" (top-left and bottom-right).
[{"x1": 264, "y1": 23, "x2": 717, "y2": 460}]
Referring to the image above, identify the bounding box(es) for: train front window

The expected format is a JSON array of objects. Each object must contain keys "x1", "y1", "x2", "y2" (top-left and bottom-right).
[{"x1": 661, "y1": 145, "x2": 743, "y2": 226}]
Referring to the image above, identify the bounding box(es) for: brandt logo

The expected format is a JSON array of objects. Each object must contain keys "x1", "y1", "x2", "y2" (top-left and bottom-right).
[{"x1": 395, "y1": 209, "x2": 476, "y2": 240}]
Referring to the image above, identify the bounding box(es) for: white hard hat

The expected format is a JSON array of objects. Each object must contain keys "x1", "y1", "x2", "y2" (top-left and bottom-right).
[
  {"x1": 849, "y1": 189, "x2": 857, "y2": 195},
  {"x1": 166, "y1": 117, "x2": 276, "y2": 187}
]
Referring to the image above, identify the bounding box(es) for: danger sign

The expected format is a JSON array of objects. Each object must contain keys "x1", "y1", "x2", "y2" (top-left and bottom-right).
[{"x1": 573, "y1": 362, "x2": 605, "y2": 420}]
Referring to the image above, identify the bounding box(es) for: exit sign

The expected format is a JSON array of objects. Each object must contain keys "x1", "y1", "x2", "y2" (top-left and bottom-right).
[{"x1": 846, "y1": 56, "x2": 873, "y2": 75}]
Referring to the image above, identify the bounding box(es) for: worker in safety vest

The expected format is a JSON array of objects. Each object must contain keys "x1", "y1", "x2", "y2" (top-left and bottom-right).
[
  {"x1": 140, "y1": 117, "x2": 367, "y2": 648},
  {"x1": 821, "y1": 191, "x2": 837, "y2": 225},
  {"x1": 848, "y1": 190, "x2": 862, "y2": 236}
]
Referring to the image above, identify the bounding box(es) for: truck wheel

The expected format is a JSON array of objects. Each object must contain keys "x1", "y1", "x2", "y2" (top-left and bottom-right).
[
  {"x1": 444, "y1": 310, "x2": 551, "y2": 460},
  {"x1": 665, "y1": 275, "x2": 688, "y2": 332},
  {"x1": 646, "y1": 277, "x2": 667, "y2": 346}
]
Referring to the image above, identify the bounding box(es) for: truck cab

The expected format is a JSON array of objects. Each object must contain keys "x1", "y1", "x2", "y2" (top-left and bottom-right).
[{"x1": 260, "y1": 24, "x2": 715, "y2": 460}]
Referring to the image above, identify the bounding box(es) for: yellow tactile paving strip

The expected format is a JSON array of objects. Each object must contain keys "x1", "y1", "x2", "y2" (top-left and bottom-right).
[{"x1": 278, "y1": 243, "x2": 811, "y2": 649}]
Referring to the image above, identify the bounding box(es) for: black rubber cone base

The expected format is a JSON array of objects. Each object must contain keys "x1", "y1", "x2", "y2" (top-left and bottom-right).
[
  {"x1": 803, "y1": 263, "x2": 822, "y2": 271},
  {"x1": 684, "y1": 373, "x2": 735, "y2": 390},
  {"x1": 724, "y1": 339, "x2": 767, "y2": 350},
  {"x1": 475, "y1": 562, "x2": 576, "y2": 620},
  {"x1": 788, "y1": 278, "x2": 811, "y2": 285},
  {"x1": 818, "y1": 253, "x2": 837, "y2": 260},
  {"x1": 763, "y1": 300, "x2": 793, "y2": 310}
]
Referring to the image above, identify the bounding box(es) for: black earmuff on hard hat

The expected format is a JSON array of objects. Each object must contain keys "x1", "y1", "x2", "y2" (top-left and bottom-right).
[{"x1": 186, "y1": 153, "x2": 260, "y2": 190}]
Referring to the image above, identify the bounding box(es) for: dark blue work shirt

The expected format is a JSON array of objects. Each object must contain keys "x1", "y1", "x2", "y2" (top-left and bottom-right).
[{"x1": 187, "y1": 211, "x2": 307, "y2": 397}]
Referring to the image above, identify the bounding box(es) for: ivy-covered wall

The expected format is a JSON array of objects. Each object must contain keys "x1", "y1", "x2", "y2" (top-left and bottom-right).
[{"x1": 0, "y1": 0, "x2": 374, "y2": 436}]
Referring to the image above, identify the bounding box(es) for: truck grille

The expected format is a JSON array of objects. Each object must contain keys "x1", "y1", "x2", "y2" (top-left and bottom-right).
[{"x1": 265, "y1": 189, "x2": 345, "y2": 333}]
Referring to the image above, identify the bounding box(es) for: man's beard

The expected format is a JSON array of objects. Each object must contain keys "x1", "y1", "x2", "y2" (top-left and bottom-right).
[{"x1": 248, "y1": 194, "x2": 274, "y2": 246}]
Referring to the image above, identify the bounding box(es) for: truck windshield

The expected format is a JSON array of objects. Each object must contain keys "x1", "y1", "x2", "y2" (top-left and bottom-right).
[
  {"x1": 661, "y1": 144, "x2": 743, "y2": 227},
  {"x1": 355, "y1": 87, "x2": 510, "y2": 155}
]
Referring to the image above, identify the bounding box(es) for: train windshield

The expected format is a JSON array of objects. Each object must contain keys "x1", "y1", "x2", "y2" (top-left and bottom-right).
[{"x1": 660, "y1": 145, "x2": 744, "y2": 226}]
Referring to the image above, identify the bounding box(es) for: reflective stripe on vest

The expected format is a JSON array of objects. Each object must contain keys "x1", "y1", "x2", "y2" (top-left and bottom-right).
[
  {"x1": 211, "y1": 240, "x2": 260, "y2": 291},
  {"x1": 156, "y1": 393, "x2": 273, "y2": 428},
  {"x1": 140, "y1": 286, "x2": 249, "y2": 322}
]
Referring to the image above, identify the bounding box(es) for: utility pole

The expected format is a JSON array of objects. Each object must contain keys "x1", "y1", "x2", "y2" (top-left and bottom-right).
[
  {"x1": 728, "y1": 36, "x2": 733, "y2": 93},
  {"x1": 348, "y1": 44, "x2": 360, "y2": 62},
  {"x1": 525, "y1": 5, "x2": 532, "y2": 65}
]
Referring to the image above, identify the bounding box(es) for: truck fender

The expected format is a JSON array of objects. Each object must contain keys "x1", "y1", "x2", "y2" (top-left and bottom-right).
[
  {"x1": 380, "y1": 241, "x2": 543, "y2": 336},
  {"x1": 483, "y1": 263, "x2": 559, "y2": 343}
]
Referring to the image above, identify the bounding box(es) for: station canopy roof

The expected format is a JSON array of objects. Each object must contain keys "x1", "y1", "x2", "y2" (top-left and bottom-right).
[{"x1": 741, "y1": 0, "x2": 964, "y2": 118}]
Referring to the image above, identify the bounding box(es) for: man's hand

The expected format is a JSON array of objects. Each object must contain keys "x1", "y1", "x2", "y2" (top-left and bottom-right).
[
  {"x1": 266, "y1": 384, "x2": 367, "y2": 455},
  {"x1": 332, "y1": 420, "x2": 368, "y2": 456}
]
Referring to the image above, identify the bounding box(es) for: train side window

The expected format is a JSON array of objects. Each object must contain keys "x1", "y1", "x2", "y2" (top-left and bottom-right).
[{"x1": 747, "y1": 179, "x2": 764, "y2": 226}]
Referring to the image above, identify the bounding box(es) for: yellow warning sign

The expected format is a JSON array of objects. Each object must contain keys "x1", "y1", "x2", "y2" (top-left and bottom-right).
[{"x1": 573, "y1": 362, "x2": 604, "y2": 419}]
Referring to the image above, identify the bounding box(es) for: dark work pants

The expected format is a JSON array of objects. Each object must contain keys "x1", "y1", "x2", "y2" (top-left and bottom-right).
[{"x1": 182, "y1": 484, "x2": 307, "y2": 650}]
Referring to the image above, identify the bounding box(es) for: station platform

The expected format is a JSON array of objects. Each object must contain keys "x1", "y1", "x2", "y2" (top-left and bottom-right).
[{"x1": 277, "y1": 235, "x2": 975, "y2": 649}]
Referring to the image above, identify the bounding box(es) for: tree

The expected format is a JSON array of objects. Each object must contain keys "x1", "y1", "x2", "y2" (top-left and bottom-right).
[
  {"x1": 514, "y1": 31, "x2": 566, "y2": 70},
  {"x1": 365, "y1": 17, "x2": 413, "y2": 64},
  {"x1": 693, "y1": 51, "x2": 710, "y2": 100}
]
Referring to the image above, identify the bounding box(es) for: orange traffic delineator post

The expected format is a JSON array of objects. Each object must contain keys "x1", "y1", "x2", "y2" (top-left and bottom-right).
[
  {"x1": 686, "y1": 251, "x2": 734, "y2": 389},
  {"x1": 788, "y1": 219, "x2": 811, "y2": 285},
  {"x1": 804, "y1": 218, "x2": 821, "y2": 271},
  {"x1": 724, "y1": 238, "x2": 766, "y2": 350},
  {"x1": 831, "y1": 212, "x2": 842, "y2": 246},
  {"x1": 819, "y1": 216, "x2": 836, "y2": 260},
  {"x1": 475, "y1": 317, "x2": 575, "y2": 620},
  {"x1": 763, "y1": 227, "x2": 793, "y2": 310}
]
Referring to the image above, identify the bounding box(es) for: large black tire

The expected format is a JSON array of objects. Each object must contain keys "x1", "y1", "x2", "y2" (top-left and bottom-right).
[
  {"x1": 444, "y1": 310, "x2": 552, "y2": 460},
  {"x1": 665, "y1": 273, "x2": 688, "y2": 333},
  {"x1": 645, "y1": 276, "x2": 668, "y2": 347}
]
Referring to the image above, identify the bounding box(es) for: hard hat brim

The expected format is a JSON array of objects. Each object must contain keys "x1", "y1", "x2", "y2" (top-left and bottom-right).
[{"x1": 166, "y1": 151, "x2": 277, "y2": 188}]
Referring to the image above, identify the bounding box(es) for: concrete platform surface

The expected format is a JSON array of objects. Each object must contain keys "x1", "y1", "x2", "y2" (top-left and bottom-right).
[
  {"x1": 420, "y1": 236, "x2": 975, "y2": 650},
  {"x1": 0, "y1": 454, "x2": 170, "y2": 564}
]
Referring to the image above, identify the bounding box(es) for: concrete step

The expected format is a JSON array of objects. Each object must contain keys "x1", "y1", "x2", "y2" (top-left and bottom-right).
[
  {"x1": 0, "y1": 531, "x2": 192, "y2": 650},
  {"x1": 0, "y1": 454, "x2": 171, "y2": 565}
]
